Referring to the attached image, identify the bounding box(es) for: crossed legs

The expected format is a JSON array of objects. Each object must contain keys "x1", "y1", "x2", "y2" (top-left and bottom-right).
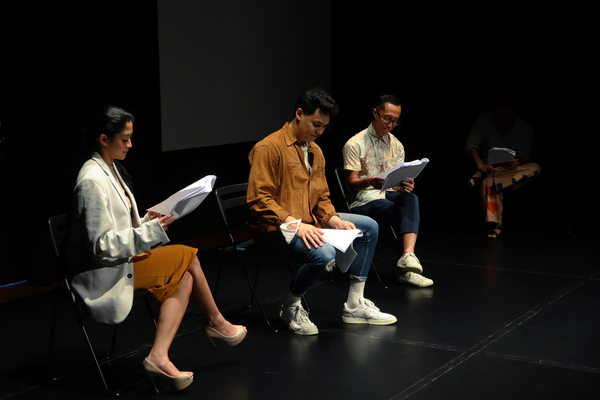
[
  {"x1": 140, "y1": 255, "x2": 246, "y2": 377},
  {"x1": 480, "y1": 163, "x2": 541, "y2": 238}
]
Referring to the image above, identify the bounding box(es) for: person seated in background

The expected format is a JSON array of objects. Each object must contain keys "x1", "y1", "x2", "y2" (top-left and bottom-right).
[
  {"x1": 465, "y1": 97, "x2": 541, "y2": 239},
  {"x1": 247, "y1": 87, "x2": 397, "y2": 336},
  {"x1": 342, "y1": 94, "x2": 433, "y2": 288},
  {"x1": 68, "y1": 105, "x2": 246, "y2": 393}
]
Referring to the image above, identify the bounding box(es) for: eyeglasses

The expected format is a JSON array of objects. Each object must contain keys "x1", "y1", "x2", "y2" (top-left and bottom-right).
[{"x1": 376, "y1": 111, "x2": 401, "y2": 127}]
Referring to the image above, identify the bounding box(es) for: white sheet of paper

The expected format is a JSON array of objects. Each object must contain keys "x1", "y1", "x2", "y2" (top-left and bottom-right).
[
  {"x1": 487, "y1": 147, "x2": 516, "y2": 165},
  {"x1": 374, "y1": 158, "x2": 429, "y2": 192},
  {"x1": 320, "y1": 229, "x2": 363, "y2": 273},
  {"x1": 320, "y1": 229, "x2": 363, "y2": 253},
  {"x1": 148, "y1": 175, "x2": 216, "y2": 219}
]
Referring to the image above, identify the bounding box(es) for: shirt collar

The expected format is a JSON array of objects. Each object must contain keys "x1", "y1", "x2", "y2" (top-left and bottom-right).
[
  {"x1": 367, "y1": 123, "x2": 389, "y2": 144},
  {"x1": 283, "y1": 121, "x2": 312, "y2": 149}
]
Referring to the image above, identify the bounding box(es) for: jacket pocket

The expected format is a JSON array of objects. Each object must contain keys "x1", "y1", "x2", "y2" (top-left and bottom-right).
[{"x1": 284, "y1": 162, "x2": 307, "y2": 191}]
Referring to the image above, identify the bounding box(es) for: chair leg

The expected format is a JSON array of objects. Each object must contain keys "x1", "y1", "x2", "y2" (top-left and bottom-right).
[
  {"x1": 250, "y1": 253, "x2": 263, "y2": 308},
  {"x1": 47, "y1": 280, "x2": 63, "y2": 375},
  {"x1": 232, "y1": 248, "x2": 274, "y2": 330},
  {"x1": 143, "y1": 295, "x2": 158, "y2": 328},
  {"x1": 68, "y1": 292, "x2": 117, "y2": 395},
  {"x1": 108, "y1": 325, "x2": 119, "y2": 359},
  {"x1": 49, "y1": 278, "x2": 155, "y2": 395},
  {"x1": 47, "y1": 277, "x2": 114, "y2": 394},
  {"x1": 216, "y1": 235, "x2": 274, "y2": 330},
  {"x1": 213, "y1": 232, "x2": 231, "y2": 302},
  {"x1": 371, "y1": 263, "x2": 387, "y2": 289}
]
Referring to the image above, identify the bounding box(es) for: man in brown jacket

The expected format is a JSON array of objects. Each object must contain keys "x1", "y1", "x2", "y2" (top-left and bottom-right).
[{"x1": 247, "y1": 87, "x2": 396, "y2": 335}]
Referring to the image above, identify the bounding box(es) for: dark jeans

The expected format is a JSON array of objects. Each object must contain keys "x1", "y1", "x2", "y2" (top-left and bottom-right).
[{"x1": 351, "y1": 192, "x2": 420, "y2": 257}]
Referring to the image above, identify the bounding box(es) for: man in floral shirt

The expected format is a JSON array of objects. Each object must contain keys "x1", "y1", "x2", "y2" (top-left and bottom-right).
[{"x1": 342, "y1": 94, "x2": 433, "y2": 288}]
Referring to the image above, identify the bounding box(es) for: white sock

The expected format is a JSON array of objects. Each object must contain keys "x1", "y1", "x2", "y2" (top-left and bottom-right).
[
  {"x1": 283, "y1": 291, "x2": 302, "y2": 307},
  {"x1": 346, "y1": 281, "x2": 365, "y2": 309}
]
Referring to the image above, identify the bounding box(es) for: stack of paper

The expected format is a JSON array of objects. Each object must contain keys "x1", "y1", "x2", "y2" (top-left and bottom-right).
[
  {"x1": 320, "y1": 228, "x2": 364, "y2": 272},
  {"x1": 487, "y1": 147, "x2": 515, "y2": 165},
  {"x1": 374, "y1": 158, "x2": 429, "y2": 192},
  {"x1": 148, "y1": 175, "x2": 216, "y2": 219},
  {"x1": 320, "y1": 229, "x2": 363, "y2": 253}
]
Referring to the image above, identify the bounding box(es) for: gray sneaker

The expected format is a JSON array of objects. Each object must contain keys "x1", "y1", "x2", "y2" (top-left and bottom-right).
[
  {"x1": 280, "y1": 303, "x2": 319, "y2": 335},
  {"x1": 342, "y1": 298, "x2": 397, "y2": 325},
  {"x1": 398, "y1": 271, "x2": 433, "y2": 287},
  {"x1": 397, "y1": 252, "x2": 423, "y2": 273}
]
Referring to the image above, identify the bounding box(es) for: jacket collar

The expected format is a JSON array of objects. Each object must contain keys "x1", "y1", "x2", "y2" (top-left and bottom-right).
[
  {"x1": 89, "y1": 152, "x2": 132, "y2": 215},
  {"x1": 283, "y1": 121, "x2": 313, "y2": 150},
  {"x1": 90, "y1": 151, "x2": 111, "y2": 175}
]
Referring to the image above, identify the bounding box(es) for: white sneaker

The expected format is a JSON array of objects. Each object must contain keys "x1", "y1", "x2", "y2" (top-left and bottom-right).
[
  {"x1": 397, "y1": 252, "x2": 423, "y2": 273},
  {"x1": 342, "y1": 298, "x2": 397, "y2": 325},
  {"x1": 280, "y1": 303, "x2": 319, "y2": 335},
  {"x1": 398, "y1": 271, "x2": 433, "y2": 287}
]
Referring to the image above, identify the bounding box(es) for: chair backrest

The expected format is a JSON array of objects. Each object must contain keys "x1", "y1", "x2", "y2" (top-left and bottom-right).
[
  {"x1": 215, "y1": 183, "x2": 249, "y2": 227},
  {"x1": 333, "y1": 167, "x2": 353, "y2": 212},
  {"x1": 48, "y1": 214, "x2": 68, "y2": 258}
]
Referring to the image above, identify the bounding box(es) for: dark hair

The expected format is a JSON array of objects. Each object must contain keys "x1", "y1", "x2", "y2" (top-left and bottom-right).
[
  {"x1": 375, "y1": 94, "x2": 402, "y2": 111},
  {"x1": 294, "y1": 87, "x2": 339, "y2": 118},
  {"x1": 87, "y1": 105, "x2": 135, "y2": 141},
  {"x1": 492, "y1": 94, "x2": 517, "y2": 109},
  {"x1": 83, "y1": 105, "x2": 135, "y2": 190}
]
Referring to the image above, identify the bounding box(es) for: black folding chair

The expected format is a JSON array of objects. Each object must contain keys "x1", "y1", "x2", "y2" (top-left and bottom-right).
[
  {"x1": 214, "y1": 183, "x2": 311, "y2": 330},
  {"x1": 333, "y1": 167, "x2": 388, "y2": 288},
  {"x1": 47, "y1": 214, "x2": 157, "y2": 395}
]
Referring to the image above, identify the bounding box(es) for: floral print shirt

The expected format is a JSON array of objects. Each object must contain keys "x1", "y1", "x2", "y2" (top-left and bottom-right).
[{"x1": 342, "y1": 123, "x2": 404, "y2": 208}]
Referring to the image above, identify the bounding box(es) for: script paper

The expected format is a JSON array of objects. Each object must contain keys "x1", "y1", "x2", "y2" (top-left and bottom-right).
[
  {"x1": 487, "y1": 147, "x2": 515, "y2": 165},
  {"x1": 320, "y1": 229, "x2": 363, "y2": 272},
  {"x1": 321, "y1": 229, "x2": 363, "y2": 252},
  {"x1": 148, "y1": 175, "x2": 216, "y2": 219},
  {"x1": 279, "y1": 223, "x2": 364, "y2": 272},
  {"x1": 374, "y1": 158, "x2": 429, "y2": 192}
]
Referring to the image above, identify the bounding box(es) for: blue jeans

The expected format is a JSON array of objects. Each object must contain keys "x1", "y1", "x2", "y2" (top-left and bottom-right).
[
  {"x1": 351, "y1": 191, "x2": 420, "y2": 236},
  {"x1": 266, "y1": 213, "x2": 378, "y2": 297}
]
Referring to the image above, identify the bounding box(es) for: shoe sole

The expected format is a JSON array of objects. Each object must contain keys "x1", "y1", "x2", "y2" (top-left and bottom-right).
[
  {"x1": 289, "y1": 326, "x2": 319, "y2": 335},
  {"x1": 397, "y1": 279, "x2": 433, "y2": 288},
  {"x1": 342, "y1": 316, "x2": 397, "y2": 325},
  {"x1": 283, "y1": 317, "x2": 319, "y2": 335},
  {"x1": 280, "y1": 311, "x2": 319, "y2": 335},
  {"x1": 397, "y1": 263, "x2": 423, "y2": 274}
]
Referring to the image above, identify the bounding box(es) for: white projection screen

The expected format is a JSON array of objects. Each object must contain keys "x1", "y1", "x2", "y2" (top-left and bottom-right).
[{"x1": 157, "y1": 0, "x2": 332, "y2": 151}]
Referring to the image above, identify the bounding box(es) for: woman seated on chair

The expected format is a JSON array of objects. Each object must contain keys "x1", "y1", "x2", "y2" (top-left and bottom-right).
[{"x1": 68, "y1": 105, "x2": 247, "y2": 393}]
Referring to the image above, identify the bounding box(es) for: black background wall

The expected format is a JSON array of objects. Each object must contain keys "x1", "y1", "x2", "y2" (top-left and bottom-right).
[{"x1": 0, "y1": 0, "x2": 594, "y2": 286}]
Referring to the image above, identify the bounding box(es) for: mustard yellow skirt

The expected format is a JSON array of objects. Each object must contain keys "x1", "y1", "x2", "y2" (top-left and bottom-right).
[{"x1": 133, "y1": 244, "x2": 198, "y2": 305}]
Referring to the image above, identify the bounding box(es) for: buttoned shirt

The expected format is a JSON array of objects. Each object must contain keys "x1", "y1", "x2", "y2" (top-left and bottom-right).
[
  {"x1": 247, "y1": 122, "x2": 338, "y2": 238},
  {"x1": 342, "y1": 123, "x2": 405, "y2": 208}
]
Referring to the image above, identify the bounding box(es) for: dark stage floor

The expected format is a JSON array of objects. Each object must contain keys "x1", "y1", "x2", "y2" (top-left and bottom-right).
[{"x1": 1, "y1": 222, "x2": 599, "y2": 399}]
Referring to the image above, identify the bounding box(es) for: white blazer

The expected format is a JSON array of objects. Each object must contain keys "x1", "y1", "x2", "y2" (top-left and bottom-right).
[{"x1": 68, "y1": 152, "x2": 169, "y2": 324}]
